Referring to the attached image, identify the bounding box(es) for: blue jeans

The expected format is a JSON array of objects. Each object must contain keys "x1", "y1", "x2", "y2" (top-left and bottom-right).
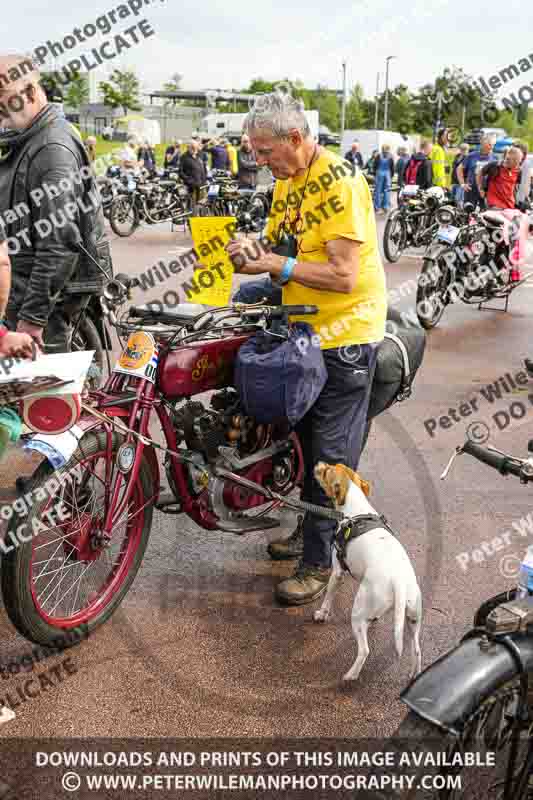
[
  {"x1": 451, "y1": 184, "x2": 464, "y2": 205},
  {"x1": 232, "y1": 277, "x2": 282, "y2": 305},
  {"x1": 374, "y1": 172, "x2": 391, "y2": 211}
]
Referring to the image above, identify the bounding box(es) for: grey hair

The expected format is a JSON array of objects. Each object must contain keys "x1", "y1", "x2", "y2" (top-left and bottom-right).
[
  {"x1": 480, "y1": 133, "x2": 497, "y2": 146},
  {"x1": 244, "y1": 91, "x2": 311, "y2": 139}
]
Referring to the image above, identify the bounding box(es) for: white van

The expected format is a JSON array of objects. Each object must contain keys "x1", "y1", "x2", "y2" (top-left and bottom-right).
[{"x1": 341, "y1": 130, "x2": 419, "y2": 164}]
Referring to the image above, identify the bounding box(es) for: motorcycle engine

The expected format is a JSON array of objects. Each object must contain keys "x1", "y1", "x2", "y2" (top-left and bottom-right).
[{"x1": 176, "y1": 390, "x2": 271, "y2": 462}]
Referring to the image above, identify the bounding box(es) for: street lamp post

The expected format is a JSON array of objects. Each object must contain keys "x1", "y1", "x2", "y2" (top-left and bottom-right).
[
  {"x1": 340, "y1": 60, "x2": 347, "y2": 145},
  {"x1": 374, "y1": 72, "x2": 380, "y2": 129},
  {"x1": 383, "y1": 55, "x2": 396, "y2": 130}
]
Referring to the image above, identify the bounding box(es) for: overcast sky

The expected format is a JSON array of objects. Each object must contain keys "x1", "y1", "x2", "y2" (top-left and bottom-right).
[{"x1": 3, "y1": 0, "x2": 532, "y2": 104}]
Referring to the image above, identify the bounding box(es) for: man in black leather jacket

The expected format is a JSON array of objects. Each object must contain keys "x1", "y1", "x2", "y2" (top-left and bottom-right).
[{"x1": 0, "y1": 55, "x2": 111, "y2": 352}]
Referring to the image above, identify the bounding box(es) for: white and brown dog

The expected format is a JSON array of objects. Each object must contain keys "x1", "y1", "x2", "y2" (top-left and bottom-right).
[{"x1": 313, "y1": 462, "x2": 422, "y2": 683}]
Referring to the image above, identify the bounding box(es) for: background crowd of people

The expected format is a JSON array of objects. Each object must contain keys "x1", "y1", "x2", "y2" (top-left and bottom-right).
[
  {"x1": 344, "y1": 130, "x2": 533, "y2": 218},
  {"x1": 99, "y1": 133, "x2": 261, "y2": 200}
]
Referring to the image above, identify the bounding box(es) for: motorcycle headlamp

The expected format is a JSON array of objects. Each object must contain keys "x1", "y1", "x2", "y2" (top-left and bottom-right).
[
  {"x1": 435, "y1": 206, "x2": 455, "y2": 226},
  {"x1": 103, "y1": 278, "x2": 128, "y2": 303}
]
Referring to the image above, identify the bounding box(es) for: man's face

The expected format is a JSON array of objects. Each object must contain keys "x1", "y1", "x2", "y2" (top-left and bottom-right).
[
  {"x1": 241, "y1": 135, "x2": 250, "y2": 150},
  {"x1": 351, "y1": 143, "x2": 358, "y2": 151},
  {"x1": 0, "y1": 56, "x2": 44, "y2": 131},
  {"x1": 504, "y1": 149, "x2": 522, "y2": 170},
  {"x1": 248, "y1": 129, "x2": 302, "y2": 179},
  {"x1": 481, "y1": 140, "x2": 494, "y2": 156}
]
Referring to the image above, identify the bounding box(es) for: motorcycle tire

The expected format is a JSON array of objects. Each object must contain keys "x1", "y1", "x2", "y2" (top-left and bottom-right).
[
  {"x1": 1, "y1": 431, "x2": 155, "y2": 646},
  {"x1": 109, "y1": 196, "x2": 140, "y2": 237},
  {"x1": 383, "y1": 211, "x2": 407, "y2": 263},
  {"x1": 374, "y1": 681, "x2": 531, "y2": 799},
  {"x1": 416, "y1": 247, "x2": 451, "y2": 329},
  {"x1": 71, "y1": 316, "x2": 105, "y2": 390}
]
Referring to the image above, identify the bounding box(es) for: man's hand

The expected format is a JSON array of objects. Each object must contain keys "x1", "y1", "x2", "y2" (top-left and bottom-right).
[
  {"x1": 16, "y1": 320, "x2": 44, "y2": 349},
  {"x1": 0, "y1": 332, "x2": 39, "y2": 359},
  {"x1": 225, "y1": 237, "x2": 282, "y2": 276}
]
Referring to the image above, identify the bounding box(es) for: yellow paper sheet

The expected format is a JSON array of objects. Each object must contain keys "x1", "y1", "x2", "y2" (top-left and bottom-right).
[{"x1": 187, "y1": 216, "x2": 236, "y2": 306}]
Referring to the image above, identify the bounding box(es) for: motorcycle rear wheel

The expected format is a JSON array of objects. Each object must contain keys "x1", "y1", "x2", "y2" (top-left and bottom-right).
[
  {"x1": 383, "y1": 211, "x2": 407, "y2": 263},
  {"x1": 109, "y1": 197, "x2": 140, "y2": 237},
  {"x1": 1, "y1": 432, "x2": 154, "y2": 646},
  {"x1": 385, "y1": 682, "x2": 532, "y2": 799}
]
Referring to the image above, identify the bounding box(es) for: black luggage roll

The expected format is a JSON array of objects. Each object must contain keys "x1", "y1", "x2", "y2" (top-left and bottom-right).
[{"x1": 367, "y1": 308, "x2": 426, "y2": 419}]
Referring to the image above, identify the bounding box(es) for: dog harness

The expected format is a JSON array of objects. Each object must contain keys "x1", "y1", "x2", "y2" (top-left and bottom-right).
[{"x1": 334, "y1": 514, "x2": 396, "y2": 575}]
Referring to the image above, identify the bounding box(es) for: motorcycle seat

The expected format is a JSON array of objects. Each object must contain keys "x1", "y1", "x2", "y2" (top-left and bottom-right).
[
  {"x1": 158, "y1": 180, "x2": 177, "y2": 188},
  {"x1": 481, "y1": 211, "x2": 506, "y2": 226},
  {"x1": 130, "y1": 303, "x2": 216, "y2": 328}
]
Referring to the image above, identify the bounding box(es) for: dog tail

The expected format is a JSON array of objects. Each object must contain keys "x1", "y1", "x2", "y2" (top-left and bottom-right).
[{"x1": 393, "y1": 580, "x2": 407, "y2": 658}]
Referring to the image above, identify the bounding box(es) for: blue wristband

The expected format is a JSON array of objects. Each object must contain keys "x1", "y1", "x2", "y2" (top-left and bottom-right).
[{"x1": 279, "y1": 256, "x2": 297, "y2": 286}]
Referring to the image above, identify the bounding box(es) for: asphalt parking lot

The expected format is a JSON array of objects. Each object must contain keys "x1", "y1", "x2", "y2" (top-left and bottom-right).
[{"x1": 1, "y1": 214, "x2": 533, "y2": 742}]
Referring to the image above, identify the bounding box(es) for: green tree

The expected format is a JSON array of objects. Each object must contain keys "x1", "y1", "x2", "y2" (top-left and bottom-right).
[
  {"x1": 345, "y1": 83, "x2": 368, "y2": 129},
  {"x1": 64, "y1": 73, "x2": 90, "y2": 108},
  {"x1": 40, "y1": 71, "x2": 66, "y2": 103},
  {"x1": 387, "y1": 85, "x2": 416, "y2": 134},
  {"x1": 162, "y1": 72, "x2": 183, "y2": 106},
  {"x1": 99, "y1": 69, "x2": 142, "y2": 116},
  {"x1": 246, "y1": 78, "x2": 276, "y2": 94},
  {"x1": 309, "y1": 84, "x2": 340, "y2": 131}
]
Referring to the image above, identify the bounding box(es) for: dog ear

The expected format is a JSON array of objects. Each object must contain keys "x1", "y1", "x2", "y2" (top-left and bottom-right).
[
  {"x1": 336, "y1": 464, "x2": 372, "y2": 497},
  {"x1": 359, "y1": 478, "x2": 371, "y2": 497},
  {"x1": 332, "y1": 478, "x2": 345, "y2": 506}
]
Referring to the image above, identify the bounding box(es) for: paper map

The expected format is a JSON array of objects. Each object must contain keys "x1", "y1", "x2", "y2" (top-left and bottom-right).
[
  {"x1": 188, "y1": 216, "x2": 236, "y2": 306},
  {"x1": 0, "y1": 351, "x2": 94, "y2": 407}
]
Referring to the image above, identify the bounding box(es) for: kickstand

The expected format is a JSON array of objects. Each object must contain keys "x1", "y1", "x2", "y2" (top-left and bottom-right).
[{"x1": 478, "y1": 292, "x2": 510, "y2": 313}]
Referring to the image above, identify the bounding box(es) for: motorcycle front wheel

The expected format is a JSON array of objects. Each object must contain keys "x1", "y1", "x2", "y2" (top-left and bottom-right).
[
  {"x1": 109, "y1": 196, "x2": 140, "y2": 237},
  {"x1": 383, "y1": 211, "x2": 407, "y2": 263},
  {"x1": 385, "y1": 682, "x2": 532, "y2": 799},
  {"x1": 1, "y1": 432, "x2": 155, "y2": 646},
  {"x1": 416, "y1": 247, "x2": 451, "y2": 329},
  {"x1": 71, "y1": 315, "x2": 104, "y2": 390}
]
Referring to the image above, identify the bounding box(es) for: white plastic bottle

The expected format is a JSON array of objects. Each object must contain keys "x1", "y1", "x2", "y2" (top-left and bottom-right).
[{"x1": 517, "y1": 545, "x2": 533, "y2": 599}]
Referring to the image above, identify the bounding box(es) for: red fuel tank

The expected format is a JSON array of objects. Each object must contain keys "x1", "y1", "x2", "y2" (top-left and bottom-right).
[{"x1": 157, "y1": 334, "x2": 252, "y2": 398}]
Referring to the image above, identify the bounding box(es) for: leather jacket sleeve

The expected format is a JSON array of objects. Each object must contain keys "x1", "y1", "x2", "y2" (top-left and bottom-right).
[
  {"x1": 179, "y1": 155, "x2": 192, "y2": 183},
  {"x1": 19, "y1": 144, "x2": 82, "y2": 326}
]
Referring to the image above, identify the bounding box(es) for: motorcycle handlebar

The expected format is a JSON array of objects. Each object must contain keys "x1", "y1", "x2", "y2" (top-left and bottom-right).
[
  {"x1": 462, "y1": 440, "x2": 525, "y2": 478},
  {"x1": 274, "y1": 305, "x2": 318, "y2": 316}
]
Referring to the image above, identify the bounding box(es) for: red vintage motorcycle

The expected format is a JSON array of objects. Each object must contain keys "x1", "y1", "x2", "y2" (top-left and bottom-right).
[{"x1": 1, "y1": 278, "x2": 327, "y2": 645}]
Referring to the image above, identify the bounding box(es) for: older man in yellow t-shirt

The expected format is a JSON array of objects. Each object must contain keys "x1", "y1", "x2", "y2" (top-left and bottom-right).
[{"x1": 226, "y1": 93, "x2": 387, "y2": 606}]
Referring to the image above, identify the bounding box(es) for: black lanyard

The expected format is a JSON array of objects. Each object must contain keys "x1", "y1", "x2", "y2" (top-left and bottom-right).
[{"x1": 278, "y1": 145, "x2": 319, "y2": 244}]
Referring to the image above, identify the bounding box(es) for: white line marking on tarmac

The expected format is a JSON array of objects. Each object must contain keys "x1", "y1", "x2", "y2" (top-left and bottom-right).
[{"x1": 0, "y1": 705, "x2": 16, "y2": 726}]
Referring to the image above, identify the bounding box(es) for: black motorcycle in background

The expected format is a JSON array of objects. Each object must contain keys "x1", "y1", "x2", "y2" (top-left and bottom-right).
[
  {"x1": 383, "y1": 186, "x2": 450, "y2": 263},
  {"x1": 108, "y1": 168, "x2": 192, "y2": 237},
  {"x1": 416, "y1": 202, "x2": 532, "y2": 329},
  {"x1": 377, "y1": 437, "x2": 533, "y2": 800}
]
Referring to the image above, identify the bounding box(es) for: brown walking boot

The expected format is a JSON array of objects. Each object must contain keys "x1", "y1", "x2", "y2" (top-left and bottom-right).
[
  {"x1": 267, "y1": 515, "x2": 304, "y2": 561},
  {"x1": 275, "y1": 560, "x2": 331, "y2": 606}
]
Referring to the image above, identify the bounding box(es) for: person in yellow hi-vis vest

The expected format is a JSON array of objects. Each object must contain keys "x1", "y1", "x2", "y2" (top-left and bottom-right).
[
  {"x1": 224, "y1": 139, "x2": 238, "y2": 175},
  {"x1": 430, "y1": 128, "x2": 451, "y2": 189}
]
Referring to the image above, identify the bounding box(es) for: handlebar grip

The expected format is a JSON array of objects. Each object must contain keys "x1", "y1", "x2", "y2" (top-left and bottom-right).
[
  {"x1": 462, "y1": 440, "x2": 523, "y2": 477},
  {"x1": 281, "y1": 305, "x2": 318, "y2": 316},
  {"x1": 129, "y1": 305, "x2": 149, "y2": 318}
]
